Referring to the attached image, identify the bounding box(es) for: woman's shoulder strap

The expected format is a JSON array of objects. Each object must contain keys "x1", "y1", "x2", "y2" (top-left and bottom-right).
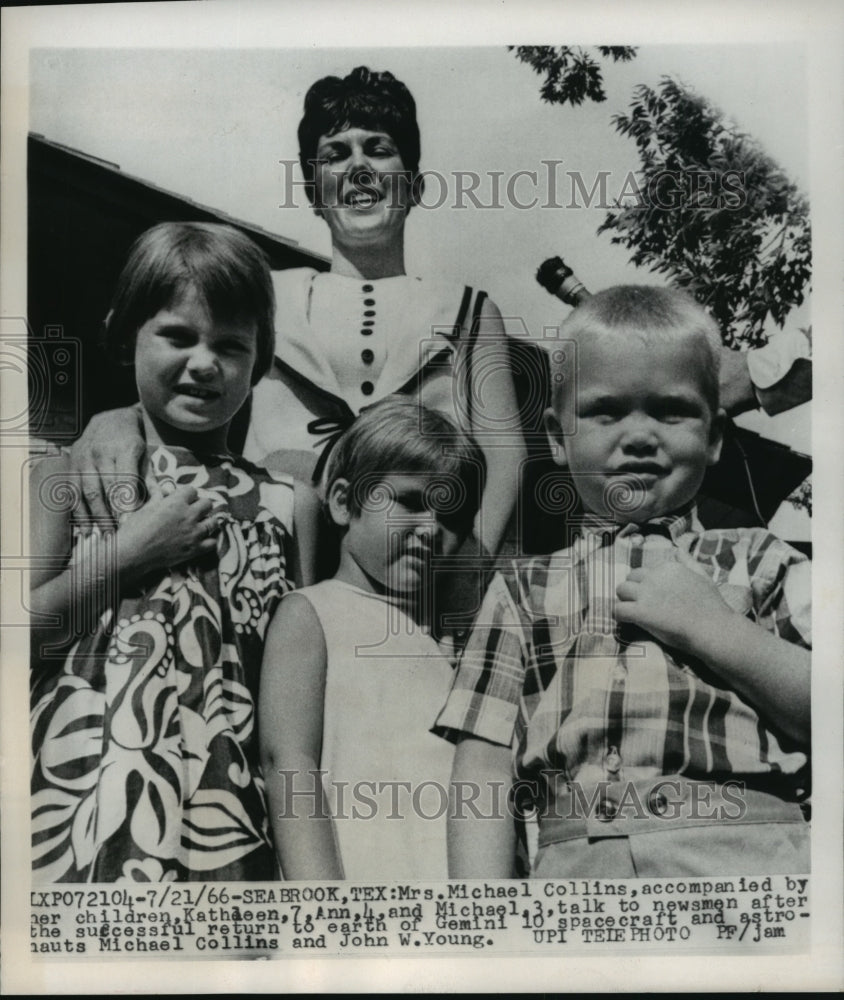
[{"x1": 452, "y1": 285, "x2": 488, "y2": 343}]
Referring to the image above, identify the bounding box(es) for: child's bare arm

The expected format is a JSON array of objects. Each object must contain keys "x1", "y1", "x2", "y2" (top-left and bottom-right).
[
  {"x1": 259, "y1": 594, "x2": 344, "y2": 879},
  {"x1": 30, "y1": 454, "x2": 74, "y2": 590},
  {"x1": 616, "y1": 561, "x2": 810, "y2": 747},
  {"x1": 30, "y1": 453, "x2": 219, "y2": 652},
  {"x1": 469, "y1": 297, "x2": 526, "y2": 555},
  {"x1": 290, "y1": 480, "x2": 321, "y2": 588},
  {"x1": 29, "y1": 454, "x2": 76, "y2": 654},
  {"x1": 448, "y1": 735, "x2": 515, "y2": 878}
]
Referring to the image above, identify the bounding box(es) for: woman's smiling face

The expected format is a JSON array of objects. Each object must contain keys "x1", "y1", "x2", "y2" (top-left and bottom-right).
[{"x1": 313, "y1": 126, "x2": 412, "y2": 250}]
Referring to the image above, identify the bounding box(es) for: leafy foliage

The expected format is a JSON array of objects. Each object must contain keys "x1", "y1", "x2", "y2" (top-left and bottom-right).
[
  {"x1": 787, "y1": 479, "x2": 812, "y2": 517},
  {"x1": 598, "y1": 77, "x2": 811, "y2": 348},
  {"x1": 510, "y1": 46, "x2": 638, "y2": 106}
]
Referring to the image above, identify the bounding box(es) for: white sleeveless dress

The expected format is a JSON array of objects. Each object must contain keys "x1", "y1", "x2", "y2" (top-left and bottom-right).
[{"x1": 293, "y1": 579, "x2": 455, "y2": 880}]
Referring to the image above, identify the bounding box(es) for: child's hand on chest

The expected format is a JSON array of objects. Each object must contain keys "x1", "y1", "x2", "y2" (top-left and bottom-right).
[{"x1": 614, "y1": 559, "x2": 738, "y2": 654}]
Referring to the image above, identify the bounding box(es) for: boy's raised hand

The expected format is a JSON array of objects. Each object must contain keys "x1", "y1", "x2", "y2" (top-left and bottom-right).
[
  {"x1": 115, "y1": 485, "x2": 221, "y2": 583},
  {"x1": 615, "y1": 561, "x2": 733, "y2": 654},
  {"x1": 615, "y1": 553, "x2": 809, "y2": 747}
]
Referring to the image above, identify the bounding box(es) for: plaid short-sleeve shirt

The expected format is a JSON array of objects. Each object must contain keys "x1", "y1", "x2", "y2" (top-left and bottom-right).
[{"x1": 435, "y1": 507, "x2": 810, "y2": 809}]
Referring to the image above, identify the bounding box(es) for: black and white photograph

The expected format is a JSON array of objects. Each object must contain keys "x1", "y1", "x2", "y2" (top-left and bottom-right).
[{"x1": 2, "y1": 0, "x2": 842, "y2": 993}]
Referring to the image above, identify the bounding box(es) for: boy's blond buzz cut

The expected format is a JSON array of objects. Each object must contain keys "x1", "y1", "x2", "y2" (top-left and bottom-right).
[{"x1": 549, "y1": 284, "x2": 723, "y2": 416}]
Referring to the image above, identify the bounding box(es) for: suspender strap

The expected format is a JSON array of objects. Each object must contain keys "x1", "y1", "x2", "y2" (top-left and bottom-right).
[
  {"x1": 465, "y1": 288, "x2": 488, "y2": 428},
  {"x1": 453, "y1": 284, "x2": 474, "y2": 338}
]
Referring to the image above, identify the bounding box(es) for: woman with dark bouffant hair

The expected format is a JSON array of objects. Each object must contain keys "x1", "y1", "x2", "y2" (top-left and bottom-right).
[
  {"x1": 73, "y1": 66, "x2": 524, "y2": 573},
  {"x1": 245, "y1": 66, "x2": 524, "y2": 562}
]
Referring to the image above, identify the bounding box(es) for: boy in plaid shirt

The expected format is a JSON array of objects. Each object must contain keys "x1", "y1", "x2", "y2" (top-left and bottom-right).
[{"x1": 436, "y1": 286, "x2": 810, "y2": 878}]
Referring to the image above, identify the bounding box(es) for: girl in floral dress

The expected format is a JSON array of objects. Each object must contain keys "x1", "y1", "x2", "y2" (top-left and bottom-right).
[{"x1": 29, "y1": 223, "x2": 318, "y2": 882}]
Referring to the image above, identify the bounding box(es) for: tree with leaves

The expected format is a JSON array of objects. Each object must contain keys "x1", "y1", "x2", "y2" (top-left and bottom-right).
[
  {"x1": 517, "y1": 56, "x2": 812, "y2": 518},
  {"x1": 598, "y1": 76, "x2": 811, "y2": 349},
  {"x1": 599, "y1": 78, "x2": 812, "y2": 516},
  {"x1": 510, "y1": 46, "x2": 637, "y2": 106}
]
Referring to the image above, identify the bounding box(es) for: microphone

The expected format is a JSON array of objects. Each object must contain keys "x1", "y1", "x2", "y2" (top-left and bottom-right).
[{"x1": 536, "y1": 256, "x2": 590, "y2": 306}]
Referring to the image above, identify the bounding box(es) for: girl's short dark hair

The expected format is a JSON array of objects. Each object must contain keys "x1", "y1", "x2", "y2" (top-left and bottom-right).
[
  {"x1": 297, "y1": 66, "x2": 422, "y2": 206},
  {"x1": 103, "y1": 222, "x2": 275, "y2": 385},
  {"x1": 324, "y1": 396, "x2": 486, "y2": 536}
]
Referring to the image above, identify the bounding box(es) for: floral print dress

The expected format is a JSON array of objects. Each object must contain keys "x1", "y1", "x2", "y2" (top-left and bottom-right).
[{"x1": 31, "y1": 446, "x2": 295, "y2": 883}]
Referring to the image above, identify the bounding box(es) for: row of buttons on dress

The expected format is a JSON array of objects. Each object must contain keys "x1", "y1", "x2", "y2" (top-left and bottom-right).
[{"x1": 360, "y1": 283, "x2": 375, "y2": 396}]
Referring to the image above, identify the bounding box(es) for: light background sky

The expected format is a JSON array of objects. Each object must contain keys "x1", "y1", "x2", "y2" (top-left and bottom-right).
[
  {"x1": 29, "y1": 43, "x2": 810, "y2": 342},
  {"x1": 28, "y1": 40, "x2": 812, "y2": 531},
  {"x1": 2, "y1": 3, "x2": 843, "y2": 995}
]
